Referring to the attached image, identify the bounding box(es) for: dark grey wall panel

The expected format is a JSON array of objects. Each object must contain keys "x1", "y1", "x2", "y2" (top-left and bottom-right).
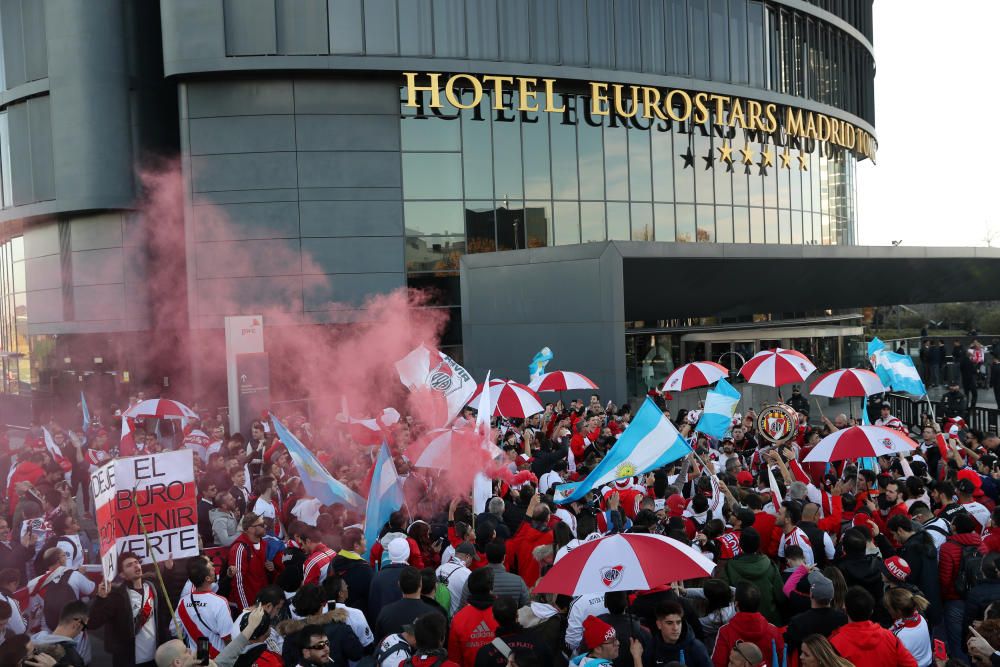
[
  {"x1": 23, "y1": 222, "x2": 58, "y2": 259},
  {"x1": 74, "y1": 285, "x2": 126, "y2": 320},
  {"x1": 640, "y1": 0, "x2": 668, "y2": 73},
  {"x1": 304, "y1": 237, "x2": 402, "y2": 274},
  {"x1": 295, "y1": 115, "x2": 399, "y2": 151},
  {"x1": 398, "y1": 0, "x2": 433, "y2": 56},
  {"x1": 193, "y1": 202, "x2": 301, "y2": 241},
  {"x1": 25, "y1": 287, "x2": 62, "y2": 323},
  {"x1": 27, "y1": 96, "x2": 54, "y2": 201},
  {"x1": 588, "y1": 0, "x2": 613, "y2": 68},
  {"x1": 160, "y1": 0, "x2": 227, "y2": 64},
  {"x1": 276, "y1": 0, "x2": 328, "y2": 54},
  {"x1": 466, "y1": 0, "x2": 498, "y2": 61},
  {"x1": 6, "y1": 101, "x2": 30, "y2": 205},
  {"x1": 188, "y1": 80, "x2": 294, "y2": 117},
  {"x1": 329, "y1": 0, "x2": 364, "y2": 53},
  {"x1": 528, "y1": 0, "x2": 559, "y2": 65},
  {"x1": 304, "y1": 272, "x2": 403, "y2": 310},
  {"x1": 194, "y1": 188, "x2": 300, "y2": 205},
  {"x1": 297, "y1": 152, "x2": 400, "y2": 188},
  {"x1": 613, "y1": 0, "x2": 641, "y2": 72},
  {"x1": 299, "y1": 200, "x2": 403, "y2": 237},
  {"x1": 0, "y1": 0, "x2": 26, "y2": 87},
  {"x1": 362, "y1": 0, "x2": 399, "y2": 55},
  {"x1": 293, "y1": 79, "x2": 399, "y2": 114},
  {"x1": 559, "y1": 0, "x2": 589, "y2": 66},
  {"x1": 195, "y1": 239, "x2": 302, "y2": 278},
  {"x1": 72, "y1": 248, "x2": 124, "y2": 286},
  {"x1": 25, "y1": 255, "x2": 61, "y2": 291},
  {"x1": 196, "y1": 276, "x2": 304, "y2": 316},
  {"x1": 191, "y1": 153, "x2": 298, "y2": 192},
  {"x1": 189, "y1": 115, "x2": 296, "y2": 154},
  {"x1": 21, "y1": 0, "x2": 47, "y2": 81},
  {"x1": 69, "y1": 213, "x2": 124, "y2": 251},
  {"x1": 433, "y1": 0, "x2": 467, "y2": 57},
  {"x1": 498, "y1": 0, "x2": 530, "y2": 62},
  {"x1": 223, "y1": 0, "x2": 277, "y2": 55}
]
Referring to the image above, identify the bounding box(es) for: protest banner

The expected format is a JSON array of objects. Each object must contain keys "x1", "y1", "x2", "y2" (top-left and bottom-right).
[{"x1": 90, "y1": 449, "x2": 199, "y2": 581}]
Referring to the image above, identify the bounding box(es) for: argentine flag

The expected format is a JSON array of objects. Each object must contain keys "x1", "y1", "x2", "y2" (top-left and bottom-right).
[
  {"x1": 364, "y1": 442, "x2": 405, "y2": 560},
  {"x1": 272, "y1": 414, "x2": 365, "y2": 509},
  {"x1": 868, "y1": 337, "x2": 925, "y2": 396},
  {"x1": 556, "y1": 397, "x2": 691, "y2": 504},
  {"x1": 694, "y1": 378, "x2": 741, "y2": 439},
  {"x1": 529, "y1": 347, "x2": 553, "y2": 382}
]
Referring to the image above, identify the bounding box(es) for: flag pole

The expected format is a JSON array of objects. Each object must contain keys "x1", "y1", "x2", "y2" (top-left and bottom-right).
[{"x1": 132, "y1": 487, "x2": 183, "y2": 639}]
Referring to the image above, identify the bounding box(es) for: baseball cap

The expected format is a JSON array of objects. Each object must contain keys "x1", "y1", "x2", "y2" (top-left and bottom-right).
[
  {"x1": 808, "y1": 570, "x2": 834, "y2": 602},
  {"x1": 957, "y1": 468, "x2": 983, "y2": 491},
  {"x1": 455, "y1": 542, "x2": 477, "y2": 558},
  {"x1": 387, "y1": 537, "x2": 411, "y2": 563},
  {"x1": 732, "y1": 640, "x2": 764, "y2": 666},
  {"x1": 582, "y1": 615, "x2": 616, "y2": 651},
  {"x1": 737, "y1": 471, "x2": 754, "y2": 487},
  {"x1": 666, "y1": 494, "x2": 689, "y2": 518},
  {"x1": 852, "y1": 513, "x2": 872, "y2": 528},
  {"x1": 882, "y1": 555, "x2": 911, "y2": 581}
]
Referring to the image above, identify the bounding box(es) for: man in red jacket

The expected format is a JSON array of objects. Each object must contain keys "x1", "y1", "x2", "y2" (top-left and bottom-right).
[
  {"x1": 570, "y1": 416, "x2": 602, "y2": 460},
  {"x1": 712, "y1": 582, "x2": 783, "y2": 667},
  {"x1": 505, "y1": 496, "x2": 553, "y2": 588},
  {"x1": 864, "y1": 479, "x2": 909, "y2": 545},
  {"x1": 447, "y1": 567, "x2": 498, "y2": 666},
  {"x1": 228, "y1": 512, "x2": 271, "y2": 609},
  {"x1": 830, "y1": 587, "x2": 917, "y2": 667},
  {"x1": 938, "y1": 512, "x2": 988, "y2": 662}
]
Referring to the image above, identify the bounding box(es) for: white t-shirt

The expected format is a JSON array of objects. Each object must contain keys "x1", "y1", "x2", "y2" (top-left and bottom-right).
[
  {"x1": 176, "y1": 591, "x2": 232, "y2": 656},
  {"x1": 923, "y1": 518, "x2": 950, "y2": 550},
  {"x1": 566, "y1": 593, "x2": 609, "y2": 651},
  {"x1": 539, "y1": 471, "x2": 564, "y2": 495},
  {"x1": 253, "y1": 497, "x2": 277, "y2": 521},
  {"x1": 0, "y1": 592, "x2": 25, "y2": 635},
  {"x1": 128, "y1": 582, "x2": 157, "y2": 663},
  {"x1": 778, "y1": 527, "x2": 817, "y2": 566},
  {"x1": 892, "y1": 614, "x2": 932, "y2": 667},
  {"x1": 336, "y1": 602, "x2": 374, "y2": 647},
  {"x1": 435, "y1": 559, "x2": 471, "y2": 616},
  {"x1": 56, "y1": 534, "x2": 85, "y2": 570}
]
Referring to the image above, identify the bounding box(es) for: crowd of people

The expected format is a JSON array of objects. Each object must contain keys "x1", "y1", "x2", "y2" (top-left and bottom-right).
[{"x1": 0, "y1": 388, "x2": 999, "y2": 667}]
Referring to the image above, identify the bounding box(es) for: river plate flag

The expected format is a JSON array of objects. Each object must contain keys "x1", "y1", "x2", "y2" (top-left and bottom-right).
[
  {"x1": 272, "y1": 413, "x2": 365, "y2": 510},
  {"x1": 556, "y1": 397, "x2": 691, "y2": 504},
  {"x1": 694, "y1": 378, "x2": 741, "y2": 439}
]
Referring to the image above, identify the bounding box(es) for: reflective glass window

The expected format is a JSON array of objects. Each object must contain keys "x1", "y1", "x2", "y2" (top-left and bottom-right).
[
  {"x1": 729, "y1": 0, "x2": 749, "y2": 84},
  {"x1": 710, "y1": 0, "x2": 730, "y2": 82},
  {"x1": 715, "y1": 205, "x2": 733, "y2": 243},
  {"x1": 651, "y1": 128, "x2": 674, "y2": 202},
  {"x1": 667, "y1": 0, "x2": 690, "y2": 76},
  {"x1": 790, "y1": 161, "x2": 803, "y2": 210},
  {"x1": 607, "y1": 202, "x2": 630, "y2": 240},
  {"x1": 628, "y1": 126, "x2": 652, "y2": 202},
  {"x1": 779, "y1": 209, "x2": 791, "y2": 243},
  {"x1": 690, "y1": 1, "x2": 710, "y2": 79},
  {"x1": 696, "y1": 204, "x2": 715, "y2": 242},
  {"x1": 401, "y1": 93, "x2": 461, "y2": 151},
  {"x1": 765, "y1": 208, "x2": 778, "y2": 243},
  {"x1": 493, "y1": 90, "x2": 523, "y2": 199},
  {"x1": 734, "y1": 206, "x2": 750, "y2": 243},
  {"x1": 750, "y1": 207, "x2": 765, "y2": 243},
  {"x1": 747, "y1": 1, "x2": 765, "y2": 87},
  {"x1": 675, "y1": 134, "x2": 695, "y2": 203},
  {"x1": 405, "y1": 235, "x2": 464, "y2": 273},
  {"x1": 676, "y1": 204, "x2": 696, "y2": 242},
  {"x1": 554, "y1": 202, "x2": 581, "y2": 245},
  {"x1": 604, "y1": 123, "x2": 629, "y2": 200},
  {"x1": 551, "y1": 99, "x2": 579, "y2": 200},
  {"x1": 654, "y1": 203, "x2": 676, "y2": 242},
  {"x1": 713, "y1": 137, "x2": 733, "y2": 205},
  {"x1": 578, "y1": 118, "x2": 605, "y2": 200},
  {"x1": 792, "y1": 210, "x2": 804, "y2": 244},
  {"x1": 581, "y1": 202, "x2": 607, "y2": 242},
  {"x1": 465, "y1": 201, "x2": 497, "y2": 253},
  {"x1": 694, "y1": 129, "x2": 714, "y2": 204},
  {"x1": 523, "y1": 111, "x2": 552, "y2": 200},
  {"x1": 631, "y1": 203, "x2": 654, "y2": 241},
  {"x1": 0, "y1": 113, "x2": 11, "y2": 208},
  {"x1": 525, "y1": 201, "x2": 551, "y2": 248},
  {"x1": 461, "y1": 95, "x2": 493, "y2": 199},
  {"x1": 404, "y1": 201, "x2": 465, "y2": 236},
  {"x1": 777, "y1": 159, "x2": 790, "y2": 208},
  {"x1": 402, "y1": 154, "x2": 462, "y2": 199},
  {"x1": 496, "y1": 200, "x2": 525, "y2": 251}
]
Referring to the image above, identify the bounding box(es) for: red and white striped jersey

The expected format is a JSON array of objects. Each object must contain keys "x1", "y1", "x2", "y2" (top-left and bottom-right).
[
  {"x1": 176, "y1": 591, "x2": 232, "y2": 658},
  {"x1": 302, "y1": 545, "x2": 337, "y2": 585}
]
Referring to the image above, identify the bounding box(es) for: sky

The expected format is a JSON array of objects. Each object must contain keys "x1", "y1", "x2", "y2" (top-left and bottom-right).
[{"x1": 856, "y1": 2, "x2": 998, "y2": 247}]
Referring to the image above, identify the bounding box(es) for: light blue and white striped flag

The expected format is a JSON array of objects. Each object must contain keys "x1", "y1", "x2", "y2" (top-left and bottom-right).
[
  {"x1": 556, "y1": 397, "x2": 691, "y2": 504},
  {"x1": 694, "y1": 378, "x2": 741, "y2": 439},
  {"x1": 869, "y1": 337, "x2": 926, "y2": 396}
]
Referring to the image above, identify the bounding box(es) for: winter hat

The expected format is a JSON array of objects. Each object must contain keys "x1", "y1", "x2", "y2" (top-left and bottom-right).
[
  {"x1": 582, "y1": 615, "x2": 617, "y2": 651},
  {"x1": 807, "y1": 570, "x2": 834, "y2": 602},
  {"x1": 852, "y1": 513, "x2": 872, "y2": 528},
  {"x1": 666, "y1": 494, "x2": 689, "y2": 518},
  {"x1": 455, "y1": 542, "x2": 477, "y2": 558},
  {"x1": 957, "y1": 468, "x2": 984, "y2": 496},
  {"x1": 387, "y1": 537, "x2": 411, "y2": 563},
  {"x1": 882, "y1": 555, "x2": 911, "y2": 581}
]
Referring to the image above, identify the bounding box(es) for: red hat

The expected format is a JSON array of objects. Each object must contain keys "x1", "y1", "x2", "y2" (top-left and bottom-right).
[
  {"x1": 852, "y1": 513, "x2": 872, "y2": 527},
  {"x1": 666, "y1": 494, "x2": 689, "y2": 518},
  {"x1": 737, "y1": 471, "x2": 754, "y2": 487},
  {"x1": 582, "y1": 615, "x2": 616, "y2": 651},
  {"x1": 957, "y1": 468, "x2": 983, "y2": 495},
  {"x1": 882, "y1": 555, "x2": 911, "y2": 581}
]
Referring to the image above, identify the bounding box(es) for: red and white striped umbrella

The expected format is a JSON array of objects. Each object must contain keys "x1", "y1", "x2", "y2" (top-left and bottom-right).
[
  {"x1": 528, "y1": 371, "x2": 599, "y2": 392},
  {"x1": 809, "y1": 368, "x2": 887, "y2": 398},
  {"x1": 802, "y1": 425, "x2": 917, "y2": 463},
  {"x1": 660, "y1": 361, "x2": 728, "y2": 392},
  {"x1": 410, "y1": 426, "x2": 488, "y2": 470},
  {"x1": 533, "y1": 533, "x2": 716, "y2": 596},
  {"x1": 468, "y1": 379, "x2": 544, "y2": 418},
  {"x1": 123, "y1": 398, "x2": 199, "y2": 421},
  {"x1": 738, "y1": 348, "x2": 816, "y2": 387}
]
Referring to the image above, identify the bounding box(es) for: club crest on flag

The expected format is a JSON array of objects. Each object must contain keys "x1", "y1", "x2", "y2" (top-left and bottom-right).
[{"x1": 601, "y1": 565, "x2": 624, "y2": 588}]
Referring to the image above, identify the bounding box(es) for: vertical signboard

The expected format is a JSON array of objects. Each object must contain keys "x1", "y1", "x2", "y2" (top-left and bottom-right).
[{"x1": 224, "y1": 315, "x2": 264, "y2": 435}]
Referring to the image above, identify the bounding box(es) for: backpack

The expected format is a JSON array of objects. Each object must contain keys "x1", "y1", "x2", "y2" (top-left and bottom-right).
[
  {"x1": 376, "y1": 638, "x2": 413, "y2": 667},
  {"x1": 435, "y1": 563, "x2": 464, "y2": 612},
  {"x1": 954, "y1": 544, "x2": 986, "y2": 596},
  {"x1": 403, "y1": 656, "x2": 446, "y2": 667},
  {"x1": 42, "y1": 570, "x2": 78, "y2": 630}
]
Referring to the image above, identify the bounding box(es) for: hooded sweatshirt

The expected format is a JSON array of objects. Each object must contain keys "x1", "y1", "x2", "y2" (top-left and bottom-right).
[
  {"x1": 939, "y1": 532, "x2": 987, "y2": 600},
  {"x1": 448, "y1": 594, "x2": 498, "y2": 666},
  {"x1": 643, "y1": 623, "x2": 712, "y2": 667},
  {"x1": 711, "y1": 612, "x2": 783, "y2": 667},
  {"x1": 370, "y1": 531, "x2": 424, "y2": 570},
  {"x1": 720, "y1": 555, "x2": 784, "y2": 624},
  {"x1": 31, "y1": 630, "x2": 85, "y2": 667},
  {"x1": 505, "y1": 520, "x2": 553, "y2": 587},
  {"x1": 829, "y1": 620, "x2": 918, "y2": 667},
  {"x1": 277, "y1": 606, "x2": 364, "y2": 667}
]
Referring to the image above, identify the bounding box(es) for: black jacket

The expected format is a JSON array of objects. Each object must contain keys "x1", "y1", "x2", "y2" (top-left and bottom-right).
[
  {"x1": 278, "y1": 607, "x2": 364, "y2": 667},
  {"x1": 642, "y1": 623, "x2": 711, "y2": 667},
  {"x1": 89, "y1": 579, "x2": 168, "y2": 667},
  {"x1": 783, "y1": 607, "x2": 848, "y2": 655},
  {"x1": 475, "y1": 624, "x2": 551, "y2": 667},
  {"x1": 198, "y1": 497, "x2": 215, "y2": 547},
  {"x1": 598, "y1": 612, "x2": 652, "y2": 667},
  {"x1": 963, "y1": 577, "x2": 1000, "y2": 632},
  {"x1": 367, "y1": 563, "x2": 407, "y2": 621},
  {"x1": 942, "y1": 390, "x2": 967, "y2": 418},
  {"x1": 332, "y1": 552, "x2": 374, "y2": 616},
  {"x1": 897, "y1": 530, "x2": 943, "y2": 625},
  {"x1": 836, "y1": 553, "x2": 884, "y2": 604}
]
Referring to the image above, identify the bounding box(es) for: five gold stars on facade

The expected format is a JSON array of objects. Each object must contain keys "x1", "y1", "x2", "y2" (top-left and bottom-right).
[{"x1": 716, "y1": 143, "x2": 810, "y2": 172}]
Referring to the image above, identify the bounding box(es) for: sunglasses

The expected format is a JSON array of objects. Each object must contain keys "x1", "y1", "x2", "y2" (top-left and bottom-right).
[{"x1": 307, "y1": 640, "x2": 330, "y2": 650}]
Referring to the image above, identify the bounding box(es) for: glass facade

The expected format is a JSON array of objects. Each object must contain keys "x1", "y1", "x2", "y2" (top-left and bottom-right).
[{"x1": 0, "y1": 235, "x2": 28, "y2": 393}]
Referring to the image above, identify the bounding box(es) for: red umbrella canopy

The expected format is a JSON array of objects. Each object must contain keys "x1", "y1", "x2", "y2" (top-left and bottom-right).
[
  {"x1": 123, "y1": 398, "x2": 199, "y2": 421},
  {"x1": 660, "y1": 361, "x2": 728, "y2": 393},
  {"x1": 809, "y1": 368, "x2": 887, "y2": 398},
  {"x1": 532, "y1": 533, "x2": 716, "y2": 596},
  {"x1": 467, "y1": 379, "x2": 544, "y2": 418},
  {"x1": 802, "y1": 425, "x2": 917, "y2": 463},
  {"x1": 528, "y1": 371, "x2": 599, "y2": 392},
  {"x1": 738, "y1": 348, "x2": 816, "y2": 387}
]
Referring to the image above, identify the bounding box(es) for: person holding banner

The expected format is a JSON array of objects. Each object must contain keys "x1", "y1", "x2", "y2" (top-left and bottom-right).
[{"x1": 89, "y1": 551, "x2": 163, "y2": 667}]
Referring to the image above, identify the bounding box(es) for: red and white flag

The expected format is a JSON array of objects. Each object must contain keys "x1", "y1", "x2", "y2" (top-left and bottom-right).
[
  {"x1": 396, "y1": 344, "x2": 476, "y2": 427},
  {"x1": 120, "y1": 417, "x2": 138, "y2": 457},
  {"x1": 42, "y1": 428, "x2": 72, "y2": 473}
]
